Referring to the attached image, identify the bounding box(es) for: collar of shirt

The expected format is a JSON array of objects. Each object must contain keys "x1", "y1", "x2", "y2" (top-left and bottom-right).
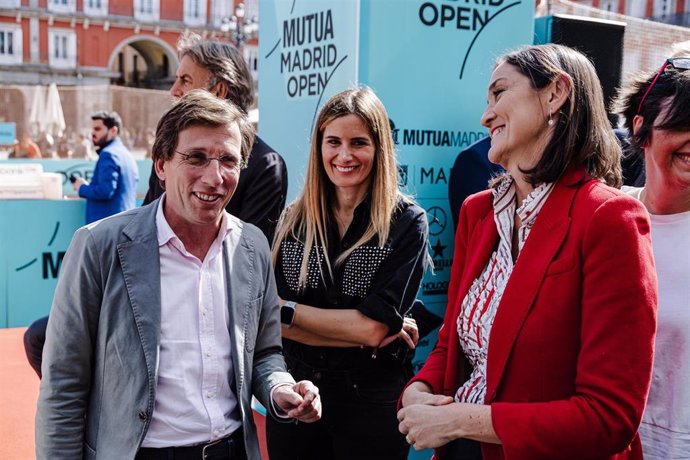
[
  {"x1": 516, "y1": 181, "x2": 555, "y2": 229},
  {"x1": 95, "y1": 137, "x2": 116, "y2": 154},
  {"x1": 328, "y1": 192, "x2": 372, "y2": 226},
  {"x1": 492, "y1": 175, "x2": 555, "y2": 256},
  {"x1": 155, "y1": 193, "x2": 234, "y2": 257}
]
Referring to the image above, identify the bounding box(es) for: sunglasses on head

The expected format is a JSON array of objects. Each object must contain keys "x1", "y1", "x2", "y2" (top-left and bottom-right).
[{"x1": 636, "y1": 57, "x2": 690, "y2": 115}]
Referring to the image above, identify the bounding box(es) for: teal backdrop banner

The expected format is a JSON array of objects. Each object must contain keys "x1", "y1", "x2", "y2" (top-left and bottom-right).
[
  {"x1": 259, "y1": 0, "x2": 361, "y2": 201},
  {"x1": 0, "y1": 159, "x2": 152, "y2": 328},
  {"x1": 0, "y1": 200, "x2": 85, "y2": 328}
]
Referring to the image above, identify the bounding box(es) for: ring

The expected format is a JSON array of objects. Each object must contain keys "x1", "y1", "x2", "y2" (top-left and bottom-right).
[{"x1": 406, "y1": 435, "x2": 414, "y2": 445}]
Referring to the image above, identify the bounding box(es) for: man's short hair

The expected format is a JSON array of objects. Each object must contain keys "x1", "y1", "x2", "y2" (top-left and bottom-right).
[
  {"x1": 177, "y1": 32, "x2": 255, "y2": 113},
  {"x1": 152, "y1": 89, "x2": 255, "y2": 167},
  {"x1": 91, "y1": 111, "x2": 122, "y2": 133}
]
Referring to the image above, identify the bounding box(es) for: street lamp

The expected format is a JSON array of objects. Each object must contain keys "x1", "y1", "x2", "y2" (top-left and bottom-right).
[{"x1": 220, "y1": 3, "x2": 258, "y2": 49}]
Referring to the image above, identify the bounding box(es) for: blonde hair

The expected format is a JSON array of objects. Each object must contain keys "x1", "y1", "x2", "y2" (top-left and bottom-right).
[{"x1": 272, "y1": 87, "x2": 404, "y2": 290}]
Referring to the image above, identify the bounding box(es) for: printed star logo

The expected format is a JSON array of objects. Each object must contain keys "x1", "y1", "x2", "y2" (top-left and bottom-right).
[{"x1": 431, "y1": 239, "x2": 446, "y2": 258}]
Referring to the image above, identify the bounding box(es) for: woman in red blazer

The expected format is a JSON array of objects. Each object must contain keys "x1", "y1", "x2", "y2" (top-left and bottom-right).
[{"x1": 397, "y1": 44, "x2": 658, "y2": 460}]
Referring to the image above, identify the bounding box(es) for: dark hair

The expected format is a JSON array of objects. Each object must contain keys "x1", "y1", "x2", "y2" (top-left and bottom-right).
[
  {"x1": 91, "y1": 111, "x2": 122, "y2": 133},
  {"x1": 177, "y1": 32, "x2": 254, "y2": 113},
  {"x1": 151, "y1": 89, "x2": 255, "y2": 168},
  {"x1": 495, "y1": 44, "x2": 621, "y2": 187},
  {"x1": 611, "y1": 62, "x2": 690, "y2": 161}
]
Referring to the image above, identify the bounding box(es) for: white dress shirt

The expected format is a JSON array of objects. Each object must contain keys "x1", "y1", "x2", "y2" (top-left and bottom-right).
[{"x1": 142, "y1": 197, "x2": 242, "y2": 447}]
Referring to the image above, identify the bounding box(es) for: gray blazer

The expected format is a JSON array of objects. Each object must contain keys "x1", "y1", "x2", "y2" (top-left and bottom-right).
[{"x1": 36, "y1": 200, "x2": 294, "y2": 460}]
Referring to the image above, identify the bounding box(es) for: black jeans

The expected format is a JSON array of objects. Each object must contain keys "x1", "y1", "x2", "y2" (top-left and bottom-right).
[{"x1": 266, "y1": 359, "x2": 409, "y2": 460}]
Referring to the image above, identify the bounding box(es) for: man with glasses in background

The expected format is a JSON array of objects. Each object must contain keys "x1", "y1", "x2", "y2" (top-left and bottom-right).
[{"x1": 144, "y1": 31, "x2": 287, "y2": 243}]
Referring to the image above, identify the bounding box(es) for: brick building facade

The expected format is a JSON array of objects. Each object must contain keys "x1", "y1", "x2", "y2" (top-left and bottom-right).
[
  {"x1": 546, "y1": 0, "x2": 690, "y2": 76},
  {"x1": 0, "y1": 0, "x2": 258, "y2": 153},
  {"x1": 574, "y1": 0, "x2": 690, "y2": 24},
  {"x1": 0, "y1": 0, "x2": 258, "y2": 87}
]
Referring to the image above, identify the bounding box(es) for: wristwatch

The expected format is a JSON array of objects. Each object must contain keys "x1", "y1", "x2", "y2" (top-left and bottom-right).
[{"x1": 280, "y1": 301, "x2": 298, "y2": 328}]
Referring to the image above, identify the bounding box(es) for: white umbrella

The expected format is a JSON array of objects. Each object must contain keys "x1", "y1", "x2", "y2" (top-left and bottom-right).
[
  {"x1": 45, "y1": 82, "x2": 66, "y2": 138},
  {"x1": 28, "y1": 85, "x2": 47, "y2": 135}
]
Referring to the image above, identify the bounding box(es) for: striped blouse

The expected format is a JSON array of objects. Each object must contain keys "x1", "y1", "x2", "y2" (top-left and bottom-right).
[{"x1": 455, "y1": 175, "x2": 554, "y2": 404}]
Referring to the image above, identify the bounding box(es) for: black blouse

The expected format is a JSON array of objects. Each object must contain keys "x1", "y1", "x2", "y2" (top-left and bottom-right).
[{"x1": 275, "y1": 196, "x2": 429, "y2": 371}]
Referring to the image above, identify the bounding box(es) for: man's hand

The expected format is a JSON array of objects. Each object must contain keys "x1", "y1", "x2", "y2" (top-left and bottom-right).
[
  {"x1": 272, "y1": 380, "x2": 322, "y2": 423},
  {"x1": 72, "y1": 177, "x2": 87, "y2": 192}
]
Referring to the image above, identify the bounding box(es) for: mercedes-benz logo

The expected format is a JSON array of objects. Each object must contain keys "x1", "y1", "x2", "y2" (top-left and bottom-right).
[{"x1": 426, "y1": 206, "x2": 447, "y2": 236}]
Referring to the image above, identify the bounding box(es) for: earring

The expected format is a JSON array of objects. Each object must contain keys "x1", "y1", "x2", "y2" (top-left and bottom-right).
[{"x1": 548, "y1": 109, "x2": 555, "y2": 127}]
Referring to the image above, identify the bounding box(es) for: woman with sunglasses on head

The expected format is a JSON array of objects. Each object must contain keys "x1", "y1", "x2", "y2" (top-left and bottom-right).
[
  {"x1": 266, "y1": 87, "x2": 429, "y2": 460},
  {"x1": 397, "y1": 44, "x2": 658, "y2": 460},
  {"x1": 612, "y1": 49, "x2": 690, "y2": 460}
]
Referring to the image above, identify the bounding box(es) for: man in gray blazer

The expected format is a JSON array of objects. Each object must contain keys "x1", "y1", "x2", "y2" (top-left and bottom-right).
[{"x1": 36, "y1": 90, "x2": 321, "y2": 460}]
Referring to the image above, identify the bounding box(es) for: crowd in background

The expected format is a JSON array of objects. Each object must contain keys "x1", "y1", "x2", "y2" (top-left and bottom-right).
[{"x1": 8, "y1": 125, "x2": 156, "y2": 160}]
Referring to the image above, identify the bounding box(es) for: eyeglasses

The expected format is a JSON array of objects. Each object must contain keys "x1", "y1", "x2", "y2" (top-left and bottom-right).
[
  {"x1": 636, "y1": 57, "x2": 690, "y2": 114},
  {"x1": 175, "y1": 150, "x2": 242, "y2": 172}
]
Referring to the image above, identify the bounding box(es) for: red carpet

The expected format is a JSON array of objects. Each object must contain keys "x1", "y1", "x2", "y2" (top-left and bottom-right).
[{"x1": 0, "y1": 327, "x2": 269, "y2": 459}]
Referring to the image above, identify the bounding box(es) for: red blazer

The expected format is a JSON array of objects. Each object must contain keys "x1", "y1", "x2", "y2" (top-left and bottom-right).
[{"x1": 412, "y1": 168, "x2": 658, "y2": 460}]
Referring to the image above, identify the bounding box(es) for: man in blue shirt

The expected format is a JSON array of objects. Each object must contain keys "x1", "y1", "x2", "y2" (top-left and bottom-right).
[{"x1": 73, "y1": 111, "x2": 138, "y2": 223}]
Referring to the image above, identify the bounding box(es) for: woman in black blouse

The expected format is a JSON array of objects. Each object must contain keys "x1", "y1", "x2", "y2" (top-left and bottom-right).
[{"x1": 266, "y1": 87, "x2": 430, "y2": 460}]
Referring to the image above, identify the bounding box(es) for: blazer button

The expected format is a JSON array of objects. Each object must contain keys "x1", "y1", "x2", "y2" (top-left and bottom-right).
[{"x1": 138, "y1": 411, "x2": 148, "y2": 421}]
